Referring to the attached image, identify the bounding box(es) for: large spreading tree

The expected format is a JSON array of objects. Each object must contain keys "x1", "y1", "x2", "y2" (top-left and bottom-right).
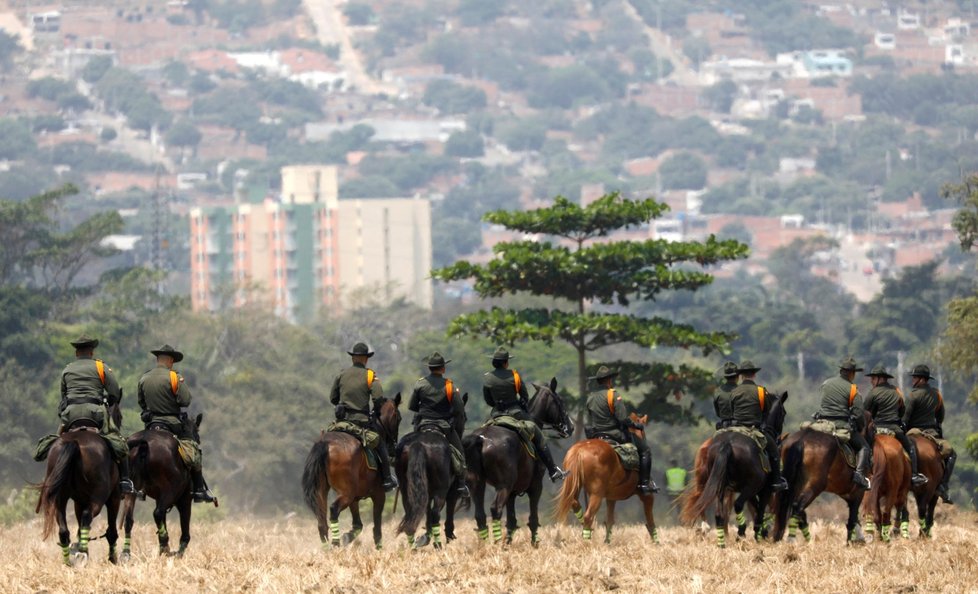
[{"x1": 432, "y1": 192, "x2": 749, "y2": 422}]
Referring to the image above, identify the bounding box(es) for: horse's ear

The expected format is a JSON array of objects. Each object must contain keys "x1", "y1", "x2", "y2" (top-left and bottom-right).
[
  {"x1": 781, "y1": 391, "x2": 789, "y2": 403},
  {"x1": 462, "y1": 392, "x2": 469, "y2": 405},
  {"x1": 530, "y1": 382, "x2": 540, "y2": 391},
  {"x1": 195, "y1": 413, "x2": 203, "y2": 428},
  {"x1": 549, "y1": 377, "x2": 557, "y2": 392},
  {"x1": 394, "y1": 392, "x2": 402, "y2": 406},
  {"x1": 640, "y1": 414, "x2": 648, "y2": 424}
]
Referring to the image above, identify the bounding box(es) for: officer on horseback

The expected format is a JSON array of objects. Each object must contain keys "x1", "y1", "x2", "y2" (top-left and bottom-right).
[
  {"x1": 815, "y1": 356, "x2": 871, "y2": 490},
  {"x1": 482, "y1": 347, "x2": 565, "y2": 482},
  {"x1": 138, "y1": 344, "x2": 215, "y2": 503},
  {"x1": 54, "y1": 334, "x2": 133, "y2": 494},
  {"x1": 864, "y1": 363, "x2": 928, "y2": 487},
  {"x1": 409, "y1": 352, "x2": 469, "y2": 497},
  {"x1": 713, "y1": 361, "x2": 739, "y2": 429},
  {"x1": 585, "y1": 366, "x2": 658, "y2": 494},
  {"x1": 330, "y1": 342, "x2": 397, "y2": 491},
  {"x1": 730, "y1": 361, "x2": 788, "y2": 492},
  {"x1": 904, "y1": 364, "x2": 955, "y2": 503}
]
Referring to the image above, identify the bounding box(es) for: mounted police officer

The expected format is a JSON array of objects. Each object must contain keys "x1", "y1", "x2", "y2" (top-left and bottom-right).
[
  {"x1": 409, "y1": 352, "x2": 469, "y2": 497},
  {"x1": 713, "y1": 361, "x2": 739, "y2": 429},
  {"x1": 58, "y1": 334, "x2": 133, "y2": 493},
  {"x1": 730, "y1": 361, "x2": 788, "y2": 491},
  {"x1": 864, "y1": 363, "x2": 927, "y2": 487},
  {"x1": 903, "y1": 364, "x2": 955, "y2": 503},
  {"x1": 138, "y1": 344, "x2": 215, "y2": 503},
  {"x1": 330, "y1": 342, "x2": 397, "y2": 491},
  {"x1": 815, "y1": 356, "x2": 871, "y2": 489},
  {"x1": 584, "y1": 365, "x2": 658, "y2": 494},
  {"x1": 482, "y1": 347, "x2": 565, "y2": 482}
]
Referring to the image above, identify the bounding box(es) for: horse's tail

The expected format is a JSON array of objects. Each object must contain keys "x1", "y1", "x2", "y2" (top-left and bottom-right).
[
  {"x1": 397, "y1": 440, "x2": 428, "y2": 536},
  {"x1": 457, "y1": 434, "x2": 482, "y2": 512},
  {"x1": 680, "y1": 449, "x2": 708, "y2": 525},
  {"x1": 774, "y1": 435, "x2": 804, "y2": 541},
  {"x1": 554, "y1": 445, "x2": 584, "y2": 523},
  {"x1": 684, "y1": 439, "x2": 730, "y2": 523},
  {"x1": 301, "y1": 439, "x2": 331, "y2": 525},
  {"x1": 38, "y1": 439, "x2": 79, "y2": 540}
]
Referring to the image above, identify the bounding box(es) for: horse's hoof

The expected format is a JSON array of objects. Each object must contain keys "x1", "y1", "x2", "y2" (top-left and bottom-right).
[
  {"x1": 433, "y1": 541, "x2": 443, "y2": 550},
  {"x1": 120, "y1": 551, "x2": 131, "y2": 564},
  {"x1": 414, "y1": 534, "x2": 430, "y2": 548},
  {"x1": 340, "y1": 533, "x2": 356, "y2": 546},
  {"x1": 69, "y1": 551, "x2": 89, "y2": 567}
]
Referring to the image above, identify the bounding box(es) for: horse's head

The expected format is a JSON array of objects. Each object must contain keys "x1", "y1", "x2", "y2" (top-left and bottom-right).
[
  {"x1": 191, "y1": 413, "x2": 203, "y2": 443},
  {"x1": 108, "y1": 401, "x2": 123, "y2": 430},
  {"x1": 451, "y1": 392, "x2": 469, "y2": 437},
  {"x1": 528, "y1": 377, "x2": 573, "y2": 438},
  {"x1": 376, "y1": 393, "x2": 403, "y2": 449},
  {"x1": 628, "y1": 412, "x2": 648, "y2": 439},
  {"x1": 764, "y1": 391, "x2": 789, "y2": 438}
]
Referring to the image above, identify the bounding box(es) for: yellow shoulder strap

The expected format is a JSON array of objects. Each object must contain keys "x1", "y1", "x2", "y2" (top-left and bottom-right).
[
  {"x1": 445, "y1": 378, "x2": 454, "y2": 404},
  {"x1": 95, "y1": 360, "x2": 105, "y2": 386},
  {"x1": 849, "y1": 384, "x2": 858, "y2": 407},
  {"x1": 169, "y1": 370, "x2": 179, "y2": 395},
  {"x1": 758, "y1": 386, "x2": 766, "y2": 411},
  {"x1": 512, "y1": 370, "x2": 521, "y2": 395},
  {"x1": 607, "y1": 388, "x2": 615, "y2": 414},
  {"x1": 366, "y1": 369, "x2": 375, "y2": 389}
]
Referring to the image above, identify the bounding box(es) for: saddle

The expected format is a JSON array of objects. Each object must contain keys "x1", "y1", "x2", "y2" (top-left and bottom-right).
[
  {"x1": 591, "y1": 435, "x2": 639, "y2": 471},
  {"x1": 907, "y1": 428, "x2": 955, "y2": 459},
  {"x1": 146, "y1": 424, "x2": 201, "y2": 470},
  {"x1": 715, "y1": 426, "x2": 770, "y2": 473},
  {"x1": 483, "y1": 416, "x2": 537, "y2": 460},
  {"x1": 801, "y1": 420, "x2": 856, "y2": 468}
]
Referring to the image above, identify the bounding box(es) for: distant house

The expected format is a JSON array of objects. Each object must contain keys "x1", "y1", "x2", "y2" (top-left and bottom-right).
[
  {"x1": 777, "y1": 50, "x2": 853, "y2": 78},
  {"x1": 305, "y1": 118, "x2": 466, "y2": 144}
]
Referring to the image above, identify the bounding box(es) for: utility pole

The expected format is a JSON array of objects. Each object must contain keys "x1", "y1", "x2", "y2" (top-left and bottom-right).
[
  {"x1": 797, "y1": 351, "x2": 805, "y2": 383},
  {"x1": 897, "y1": 350, "x2": 906, "y2": 394}
]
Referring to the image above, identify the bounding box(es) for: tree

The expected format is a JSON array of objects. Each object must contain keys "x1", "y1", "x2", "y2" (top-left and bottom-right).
[
  {"x1": 659, "y1": 152, "x2": 708, "y2": 190},
  {"x1": 456, "y1": 0, "x2": 505, "y2": 25},
  {"x1": 432, "y1": 193, "x2": 749, "y2": 421},
  {"x1": 0, "y1": 30, "x2": 21, "y2": 72},
  {"x1": 702, "y1": 80, "x2": 738, "y2": 114},
  {"x1": 682, "y1": 37, "x2": 712, "y2": 70},
  {"x1": 343, "y1": 2, "x2": 375, "y2": 25},
  {"x1": 165, "y1": 119, "x2": 203, "y2": 152},
  {"x1": 81, "y1": 55, "x2": 113, "y2": 84},
  {"x1": 0, "y1": 119, "x2": 36, "y2": 160},
  {"x1": 444, "y1": 129, "x2": 484, "y2": 158},
  {"x1": 422, "y1": 79, "x2": 487, "y2": 114}
]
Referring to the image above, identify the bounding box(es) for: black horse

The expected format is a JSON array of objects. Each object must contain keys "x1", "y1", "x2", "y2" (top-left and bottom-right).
[
  {"x1": 395, "y1": 393, "x2": 468, "y2": 548},
  {"x1": 463, "y1": 378, "x2": 573, "y2": 545},
  {"x1": 682, "y1": 392, "x2": 789, "y2": 547}
]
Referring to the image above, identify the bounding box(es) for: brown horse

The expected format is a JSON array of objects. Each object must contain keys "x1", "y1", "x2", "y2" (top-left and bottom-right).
[
  {"x1": 773, "y1": 414, "x2": 874, "y2": 543},
  {"x1": 302, "y1": 395, "x2": 402, "y2": 550},
  {"x1": 554, "y1": 413, "x2": 657, "y2": 544},
  {"x1": 36, "y1": 427, "x2": 121, "y2": 566},
  {"x1": 909, "y1": 433, "x2": 944, "y2": 538},
  {"x1": 119, "y1": 413, "x2": 205, "y2": 559},
  {"x1": 861, "y1": 433, "x2": 910, "y2": 543}
]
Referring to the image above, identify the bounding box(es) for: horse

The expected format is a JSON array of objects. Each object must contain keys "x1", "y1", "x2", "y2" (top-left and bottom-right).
[
  {"x1": 861, "y1": 432, "x2": 910, "y2": 543},
  {"x1": 119, "y1": 413, "x2": 205, "y2": 559},
  {"x1": 681, "y1": 391, "x2": 789, "y2": 547},
  {"x1": 302, "y1": 395, "x2": 402, "y2": 550},
  {"x1": 395, "y1": 393, "x2": 468, "y2": 549},
  {"x1": 554, "y1": 412, "x2": 657, "y2": 544},
  {"x1": 35, "y1": 403, "x2": 124, "y2": 566},
  {"x1": 773, "y1": 412, "x2": 874, "y2": 543},
  {"x1": 462, "y1": 377, "x2": 573, "y2": 545},
  {"x1": 908, "y1": 433, "x2": 944, "y2": 538}
]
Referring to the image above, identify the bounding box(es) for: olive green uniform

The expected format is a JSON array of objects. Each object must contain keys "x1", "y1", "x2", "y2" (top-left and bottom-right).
[
  {"x1": 482, "y1": 367, "x2": 561, "y2": 476},
  {"x1": 904, "y1": 383, "x2": 955, "y2": 499},
  {"x1": 58, "y1": 357, "x2": 128, "y2": 461},
  {"x1": 138, "y1": 365, "x2": 193, "y2": 437},
  {"x1": 866, "y1": 381, "x2": 924, "y2": 481},
  {"x1": 584, "y1": 388, "x2": 649, "y2": 456},
  {"x1": 409, "y1": 374, "x2": 466, "y2": 482},
  {"x1": 727, "y1": 380, "x2": 783, "y2": 479},
  {"x1": 330, "y1": 362, "x2": 384, "y2": 426},
  {"x1": 713, "y1": 379, "x2": 737, "y2": 428},
  {"x1": 816, "y1": 374, "x2": 871, "y2": 478}
]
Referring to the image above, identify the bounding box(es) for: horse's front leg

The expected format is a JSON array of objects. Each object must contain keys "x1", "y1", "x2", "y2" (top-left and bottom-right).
[{"x1": 342, "y1": 501, "x2": 363, "y2": 546}]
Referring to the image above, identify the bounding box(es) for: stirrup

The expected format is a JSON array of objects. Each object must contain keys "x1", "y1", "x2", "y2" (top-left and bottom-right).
[
  {"x1": 938, "y1": 485, "x2": 953, "y2": 504},
  {"x1": 456, "y1": 483, "x2": 470, "y2": 497},
  {"x1": 771, "y1": 477, "x2": 789, "y2": 492},
  {"x1": 853, "y1": 472, "x2": 870, "y2": 490},
  {"x1": 911, "y1": 473, "x2": 928, "y2": 487},
  {"x1": 119, "y1": 479, "x2": 135, "y2": 494},
  {"x1": 549, "y1": 468, "x2": 566, "y2": 482},
  {"x1": 192, "y1": 489, "x2": 216, "y2": 503},
  {"x1": 639, "y1": 481, "x2": 659, "y2": 494},
  {"x1": 382, "y1": 477, "x2": 398, "y2": 492}
]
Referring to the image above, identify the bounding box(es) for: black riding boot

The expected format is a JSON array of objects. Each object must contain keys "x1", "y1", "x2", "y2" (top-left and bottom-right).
[
  {"x1": 637, "y1": 450, "x2": 659, "y2": 494},
  {"x1": 191, "y1": 469, "x2": 216, "y2": 503},
  {"x1": 852, "y1": 446, "x2": 871, "y2": 490},
  {"x1": 938, "y1": 452, "x2": 956, "y2": 504},
  {"x1": 538, "y1": 443, "x2": 565, "y2": 482},
  {"x1": 118, "y1": 458, "x2": 134, "y2": 494},
  {"x1": 377, "y1": 446, "x2": 398, "y2": 492},
  {"x1": 768, "y1": 454, "x2": 788, "y2": 491},
  {"x1": 908, "y1": 440, "x2": 928, "y2": 487}
]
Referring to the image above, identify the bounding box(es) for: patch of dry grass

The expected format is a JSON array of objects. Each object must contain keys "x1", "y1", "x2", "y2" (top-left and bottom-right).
[{"x1": 4, "y1": 506, "x2": 978, "y2": 593}]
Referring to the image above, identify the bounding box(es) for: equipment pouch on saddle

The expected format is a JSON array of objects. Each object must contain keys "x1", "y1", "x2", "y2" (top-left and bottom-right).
[
  {"x1": 716, "y1": 426, "x2": 770, "y2": 473},
  {"x1": 33, "y1": 434, "x2": 59, "y2": 461},
  {"x1": 611, "y1": 442, "x2": 640, "y2": 471},
  {"x1": 177, "y1": 438, "x2": 202, "y2": 471},
  {"x1": 327, "y1": 420, "x2": 381, "y2": 450},
  {"x1": 483, "y1": 415, "x2": 537, "y2": 458}
]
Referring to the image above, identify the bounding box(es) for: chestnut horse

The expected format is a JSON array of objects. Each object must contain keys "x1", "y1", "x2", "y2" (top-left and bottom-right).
[
  {"x1": 773, "y1": 413, "x2": 874, "y2": 543},
  {"x1": 908, "y1": 433, "x2": 944, "y2": 538},
  {"x1": 554, "y1": 413, "x2": 657, "y2": 544},
  {"x1": 861, "y1": 433, "x2": 911, "y2": 543},
  {"x1": 301, "y1": 395, "x2": 402, "y2": 550},
  {"x1": 682, "y1": 391, "x2": 789, "y2": 547}
]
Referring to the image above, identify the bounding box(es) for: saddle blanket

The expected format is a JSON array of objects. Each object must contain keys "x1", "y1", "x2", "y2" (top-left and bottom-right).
[
  {"x1": 484, "y1": 416, "x2": 537, "y2": 459},
  {"x1": 801, "y1": 420, "x2": 856, "y2": 468},
  {"x1": 907, "y1": 428, "x2": 955, "y2": 458},
  {"x1": 715, "y1": 426, "x2": 770, "y2": 473},
  {"x1": 610, "y1": 442, "x2": 639, "y2": 471}
]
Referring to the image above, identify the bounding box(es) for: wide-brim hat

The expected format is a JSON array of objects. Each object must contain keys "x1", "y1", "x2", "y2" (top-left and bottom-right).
[
  {"x1": 347, "y1": 342, "x2": 375, "y2": 357},
  {"x1": 865, "y1": 363, "x2": 894, "y2": 379},
  {"x1": 425, "y1": 351, "x2": 451, "y2": 368},
  {"x1": 839, "y1": 356, "x2": 864, "y2": 372},
  {"x1": 910, "y1": 364, "x2": 934, "y2": 380},
  {"x1": 70, "y1": 334, "x2": 99, "y2": 349},
  {"x1": 589, "y1": 365, "x2": 619, "y2": 381},
  {"x1": 721, "y1": 361, "x2": 740, "y2": 378},
  {"x1": 150, "y1": 344, "x2": 184, "y2": 363},
  {"x1": 490, "y1": 346, "x2": 514, "y2": 361},
  {"x1": 738, "y1": 360, "x2": 761, "y2": 374}
]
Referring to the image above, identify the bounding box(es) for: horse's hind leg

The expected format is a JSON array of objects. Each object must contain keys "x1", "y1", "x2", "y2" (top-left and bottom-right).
[
  {"x1": 504, "y1": 494, "x2": 518, "y2": 544},
  {"x1": 582, "y1": 494, "x2": 602, "y2": 541},
  {"x1": 328, "y1": 494, "x2": 353, "y2": 547},
  {"x1": 428, "y1": 494, "x2": 446, "y2": 549},
  {"x1": 604, "y1": 500, "x2": 616, "y2": 544},
  {"x1": 527, "y1": 476, "x2": 543, "y2": 547},
  {"x1": 489, "y1": 487, "x2": 509, "y2": 543},
  {"x1": 122, "y1": 497, "x2": 135, "y2": 561},
  {"x1": 641, "y1": 493, "x2": 658, "y2": 543},
  {"x1": 342, "y1": 502, "x2": 363, "y2": 546},
  {"x1": 472, "y1": 479, "x2": 489, "y2": 542},
  {"x1": 445, "y1": 489, "x2": 458, "y2": 542},
  {"x1": 106, "y1": 495, "x2": 120, "y2": 563},
  {"x1": 370, "y1": 491, "x2": 384, "y2": 550},
  {"x1": 176, "y1": 494, "x2": 192, "y2": 556},
  {"x1": 734, "y1": 493, "x2": 750, "y2": 540},
  {"x1": 153, "y1": 502, "x2": 170, "y2": 555},
  {"x1": 846, "y1": 497, "x2": 863, "y2": 544},
  {"x1": 57, "y1": 498, "x2": 71, "y2": 565}
]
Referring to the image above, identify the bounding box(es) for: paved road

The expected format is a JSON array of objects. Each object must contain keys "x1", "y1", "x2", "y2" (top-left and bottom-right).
[{"x1": 619, "y1": 0, "x2": 703, "y2": 87}]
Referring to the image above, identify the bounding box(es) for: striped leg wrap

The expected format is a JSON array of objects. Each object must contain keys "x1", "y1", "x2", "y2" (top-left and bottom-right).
[
  {"x1": 736, "y1": 511, "x2": 747, "y2": 528},
  {"x1": 329, "y1": 521, "x2": 340, "y2": 545},
  {"x1": 491, "y1": 520, "x2": 502, "y2": 543},
  {"x1": 604, "y1": 526, "x2": 612, "y2": 544},
  {"x1": 123, "y1": 536, "x2": 132, "y2": 554},
  {"x1": 430, "y1": 525, "x2": 441, "y2": 547},
  {"x1": 407, "y1": 534, "x2": 415, "y2": 546},
  {"x1": 716, "y1": 527, "x2": 726, "y2": 548},
  {"x1": 848, "y1": 526, "x2": 859, "y2": 542},
  {"x1": 61, "y1": 544, "x2": 71, "y2": 564},
  {"x1": 79, "y1": 527, "x2": 90, "y2": 553},
  {"x1": 881, "y1": 524, "x2": 892, "y2": 543},
  {"x1": 477, "y1": 528, "x2": 489, "y2": 541},
  {"x1": 801, "y1": 525, "x2": 811, "y2": 542},
  {"x1": 156, "y1": 525, "x2": 168, "y2": 539},
  {"x1": 762, "y1": 513, "x2": 774, "y2": 532},
  {"x1": 864, "y1": 518, "x2": 876, "y2": 535},
  {"x1": 375, "y1": 541, "x2": 383, "y2": 551},
  {"x1": 582, "y1": 527, "x2": 592, "y2": 541},
  {"x1": 651, "y1": 527, "x2": 660, "y2": 544},
  {"x1": 574, "y1": 508, "x2": 585, "y2": 525},
  {"x1": 787, "y1": 517, "x2": 798, "y2": 538},
  {"x1": 321, "y1": 540, "x2": 330, "y2": 552},
  {"x1": 531, "y1": 531, "x2": 541, "y2": 546},
  {"x1": 900, "y1": 521, "x2": 910, "y2": 539}
]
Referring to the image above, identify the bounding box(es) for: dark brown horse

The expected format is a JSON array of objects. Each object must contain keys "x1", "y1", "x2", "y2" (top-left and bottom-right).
[
  {"x1": 35, "y1": 411, "x2": 122, "y2": 566},
  {"x1": 909, "y1": 433, "x2": 944, "y2": 538},
  {"x1": 682, "y1": 392, "x2": 789, "y2": 547},
  {"x1": 302, "y1": 395, "x2": 402, "y2": 550},
  {"x1": 861, "y1": 433, "x2": 910, "y2": 543},
  {"x1": 462, "y1": 378, "x2": 572, "y2": 545},
  {"x1": 554, "y1": 413, "x2": 657, "y2": 544},
  {"x1": 119, "y1": 413, "x2": 205, "y2": 559},
  {"x1": 773, "y1": 413, "x2": 874, "y2": 543}
]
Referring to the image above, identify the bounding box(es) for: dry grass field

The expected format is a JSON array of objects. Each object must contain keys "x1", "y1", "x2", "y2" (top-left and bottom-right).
[{"x1": 3, "y1": 505, "x2": 978, "y2": 593}]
